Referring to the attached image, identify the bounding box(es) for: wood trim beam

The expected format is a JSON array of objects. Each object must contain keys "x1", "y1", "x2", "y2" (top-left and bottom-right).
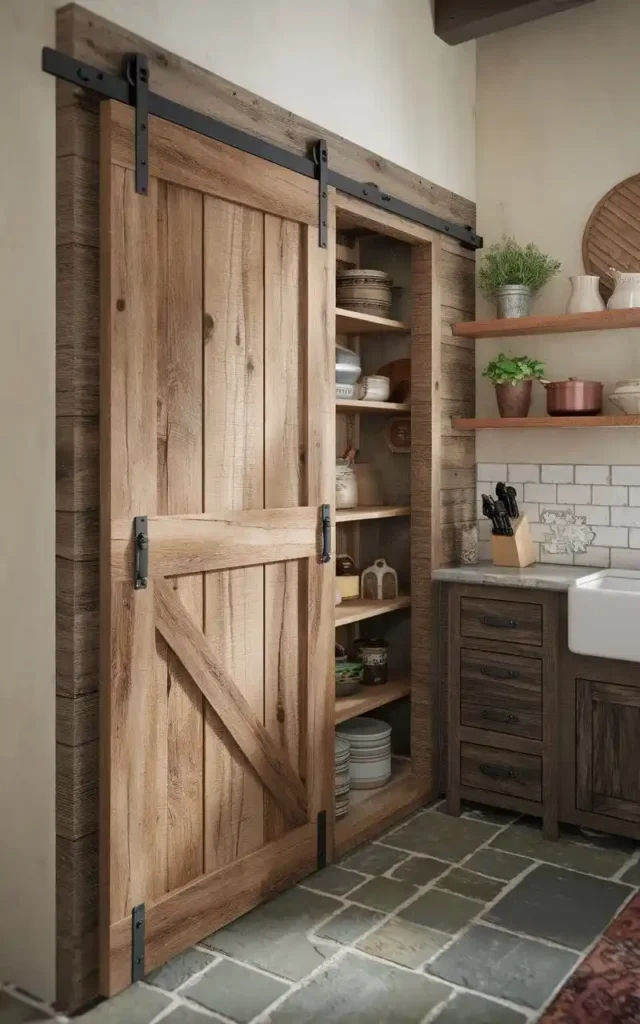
[{"x1": 435, "y1": 0, "x2": 597, "y2": 45}]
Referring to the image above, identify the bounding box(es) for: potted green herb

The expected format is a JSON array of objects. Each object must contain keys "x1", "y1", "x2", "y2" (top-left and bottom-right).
[
  {"x1": 479, "y1": 238, "x2": 561, "y2": 318},
  {"x1": 483, "y1": 353, "x2": 545, "y2": 418}
]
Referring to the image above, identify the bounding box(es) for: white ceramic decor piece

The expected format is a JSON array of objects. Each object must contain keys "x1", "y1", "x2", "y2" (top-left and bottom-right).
[
  {"x1": 607, "y1": 269, "x2": 640, "y2": 309},
  {"x1": 566, "y1": 275, "x2": 605, "y2": 314},
  {"x1": 608, "y1": 379, "x2": 640, "y2": 414},
  {"x1": 361, "y1": 558, "x2": 399, "y2": 600}
]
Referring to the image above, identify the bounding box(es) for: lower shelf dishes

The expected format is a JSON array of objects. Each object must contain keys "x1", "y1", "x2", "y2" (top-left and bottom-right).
[
  {"x1": 335, "y1": 735, "x2": 351, "y2": 819},
  {"x1": 336, "y1": 717, "x2": 392, "y2": 790}
]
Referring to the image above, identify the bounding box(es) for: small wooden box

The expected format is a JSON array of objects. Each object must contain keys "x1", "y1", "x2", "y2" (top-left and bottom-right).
[{"x1": 490, "y1": 516, "x2": 536, "y2": 568}]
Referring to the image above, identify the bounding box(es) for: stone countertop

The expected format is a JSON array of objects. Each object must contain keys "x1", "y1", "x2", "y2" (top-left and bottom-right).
[{"x1": 432, "y1": 562, "x2": 594, "y2": 591}]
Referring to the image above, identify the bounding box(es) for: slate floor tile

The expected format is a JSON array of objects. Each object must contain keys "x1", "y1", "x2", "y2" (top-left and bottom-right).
[
  {"x1": 460, "y1": 803, "x2": 519, "y2": 826},
  {"x1": 187, "y1": 959, "x2": 289, "y2": 1022},
  {"x1": 399, "y1": 888, "x2": 483, "y2": 934},
  {"x1": 162, "y1": 1009, "x2": 226, "y2": 1024},
  {"x1": 391, "y1": 855, "x2": 449, "y2": 886},
  {"x1": 266, "y1": 951, "x2": 451, "y2": 1023},
  {"x1": 436, "y1": 868, "x2": 505, "y2": 903},
  {"x1": 202, "y1": 887, "x2": 341, "y2": 981},
  {"x1": 490, "y1": 821, "x2": 630, "y2": 877},
  {"x1": 349, "y1": 875, "x2": 417, "y2": 912},
  {"x1": 357, "y1": 917, "x2": 449, "y2": 968},
  {"x1": 429, "y1": 924, "x2": 577, "y2": 1009},
  {"x1": 301, "y1": 864, "x2": 366, "y2": 896},
  {"x1": 388, "y1": 814, "x2": 499, "y2": 861},
  {"x1": 0, "y1": 993, "x2": 48, "y2": 1023},
  {"x1": 71, "y1": 983, "x2": 171, "y2": 1022},
  {"x1": 315, "y1": 905, "x2": 383, "y2": 944},
  {"x1": 146, "y1": 946, "x2": 216, "y2": 991},
  {"x1": 483, "y1": 863, "x2": 631, "y2": 950},
  {"x1": 462, "y1": 849, "x2": 534, "y2": 881},
  {"x1": 340, "y1": 842, "x2": 407, "y2": 875},
  {"x1": 432, "y1": 991, "x2": 528, "y2": 1024},
  {"x1": 620, "y1": 860, "x2": 640, "y2": 885}
]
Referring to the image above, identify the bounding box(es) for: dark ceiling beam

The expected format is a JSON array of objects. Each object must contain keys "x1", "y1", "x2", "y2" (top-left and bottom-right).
[{"x1": 435, "y1": 0, "x2": 598, "y2": 45}]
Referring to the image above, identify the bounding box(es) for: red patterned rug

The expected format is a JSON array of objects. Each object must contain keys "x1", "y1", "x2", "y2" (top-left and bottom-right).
[{"x1": 539, "y1": 892, "x2": 640, "y2": 1023}]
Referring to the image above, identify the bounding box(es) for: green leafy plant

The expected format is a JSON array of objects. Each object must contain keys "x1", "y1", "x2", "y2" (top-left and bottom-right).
[
  {"x1": 479, "y1": 238, "x2": 561, "y2": 297},
  {"x1": 482, "y1": 353, "x2": 545, "y2": 387}
]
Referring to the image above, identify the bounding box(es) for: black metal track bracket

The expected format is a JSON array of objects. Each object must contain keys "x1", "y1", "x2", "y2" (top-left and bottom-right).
[
  {"x1": 125, "y1": 54, "x2": 149, "y2": 195},
  {"x1": 316, "y1": 810, "x2": 327, "y2": 870},
  {"x1": 315, "y1": 140, "x2": 328, "y2": 248},
  {"x1": 131, "y1": 903, "x2": 145, "y2": 982},
  {"x1": 134, "y1": 516, "x2": 149, "y2": 590}
]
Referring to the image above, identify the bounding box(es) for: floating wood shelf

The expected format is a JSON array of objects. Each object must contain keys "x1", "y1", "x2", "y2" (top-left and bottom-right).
[
  {"x1": 334, "y1": 759, "x2": 423, "y2": 857},
  {"x1": 452, "y1": 308, "x2": 640, "y2": 340},
  {"x1": 335, "y1": 595, "x2": 411, "y2": 627},
  {"x1": 453, "y1": 415, "x2": 640, "y2": 430},
  {"x1": 335, "y1": 679, "x2": 411, "y2": 725},
  {"x1": 336, "y1": 399, "x2": 410, "y2": 414},
  {"x1": 336, "y1": 308, "x2": 410, "y2": 335},
  {"x1": 336, "y1": 505, "x2": 410, "y2": 523}
]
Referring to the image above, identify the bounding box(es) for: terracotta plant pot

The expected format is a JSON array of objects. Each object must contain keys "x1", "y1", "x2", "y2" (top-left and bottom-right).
[{"x1": 495, "y1": 380, "x2": 532, "y2": 418}]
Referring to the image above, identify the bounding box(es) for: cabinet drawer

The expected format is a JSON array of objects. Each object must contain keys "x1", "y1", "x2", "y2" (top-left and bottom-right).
[
  {"x1": 461, "y1": 742, "x2": 542, "y2": 802},
  {"x1": 460, "y1": 596, "x2": 542, "y2": 647},
  {"x1": 460, "y1": 648, "x2": 542, "y2": 740}
]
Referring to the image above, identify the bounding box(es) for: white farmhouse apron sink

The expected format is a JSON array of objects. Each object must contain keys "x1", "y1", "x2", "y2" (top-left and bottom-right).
[{"x1": 569, "y1": 569, "x2": 640, "y2": 663}]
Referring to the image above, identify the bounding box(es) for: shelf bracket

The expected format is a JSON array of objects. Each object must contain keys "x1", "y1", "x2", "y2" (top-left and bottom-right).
[
  {"x1": 314, "y1": 139, "x2": 328, "y2": 249},
  {"x1": 125, "y1": 53, "x2": 149, "y2": 196},
  {"x1": 316, "y1": 810, "x2": 327, "y2": 870},
  {"x1": 131, "y1": 903, "x2": 145, "y2": 982}
]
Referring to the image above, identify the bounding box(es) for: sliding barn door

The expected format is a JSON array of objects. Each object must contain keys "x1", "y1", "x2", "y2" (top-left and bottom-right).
[{"x1": 99, "y1": 100, "x2": 335, "y2": 995}]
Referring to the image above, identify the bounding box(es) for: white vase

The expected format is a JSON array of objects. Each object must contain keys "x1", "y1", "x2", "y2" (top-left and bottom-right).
[
  {"x1": 608, "y1": 269, "x2": 640, "y2": 309},
  {"x1": 566, "y1": 276, "x2": 605, "y2": 314}
]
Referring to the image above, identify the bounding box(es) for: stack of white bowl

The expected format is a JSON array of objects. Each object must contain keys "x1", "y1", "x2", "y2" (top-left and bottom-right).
[
  {"x1": 336, "y1": 717, "x2": 392, "y2": 790},
  {"x1": 335, "y1": 735, "x2": 351, "y2": 818}
]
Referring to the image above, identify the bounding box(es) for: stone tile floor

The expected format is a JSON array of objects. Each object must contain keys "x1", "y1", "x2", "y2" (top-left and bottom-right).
[{"x1": 4, "y1": 801, "x2": 640, "y2": 1023}]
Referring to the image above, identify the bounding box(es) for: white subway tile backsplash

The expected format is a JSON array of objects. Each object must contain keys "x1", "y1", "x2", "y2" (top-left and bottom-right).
[
  {"x1": 612, "y1": 507, "x2": 640, "y2": 528},
  {"x1": 478, "y1": 540, "x2": 492, "y2": 561},
  {"x1": 630, "y1": 529, "x2": 640, "y2": 549},
  {"x1": 612, "y1": 466, "x2": 640, "y2": 486},
  {"x1": 478, "y1": 519, "x2": 493, "y2": 541},
  {"x1": 611, "y1": 550, "x2": 640, "y2": 569},
  {"x1": 477, "y1": 464, "x2": 507, "y2": 481},
  {"x1": 540, "y1": 551, "x2": 575, "y2": 565},
  {"x1": 574, "y1": 548, "x2": 610, "y2": 567},
  {"x1": 575, "y1": 465, "x2": 610, "y2": 485},
  {"x1": 530, "y1": 523, "x2": 549, "y2": 543},
  {"x1": 592, "y1": 526, "x2": 628, "y2": 548},
  {"x1": 592, "y1": 486, "x2": 628, "y2": 506},
  {"x1": 541, "y1": 465, "x2": 574, "y2": 483},
  {"x1": 524, "y1": 483, "x2": 557, "y2": 503},
  {"x1": 519, "y1": 502, "x2": 539, "y2": 522},
  {"x1": 507, "y1": 464, "x2": 540, "y2": 484},
  {"x1": 629, "y1": 488, "x2": 640, "y2": 506},
  {"x1": 574, "y1": 505, "x2": 610, "y2": 526},
  {"x1": 557, "y1": 484, "x2": 591, "y2": 504}
]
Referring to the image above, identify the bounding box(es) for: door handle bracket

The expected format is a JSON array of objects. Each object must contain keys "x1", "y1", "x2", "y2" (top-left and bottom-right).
[{"x1": 134, "y1": 515, "x2": 149, "y2": 589}]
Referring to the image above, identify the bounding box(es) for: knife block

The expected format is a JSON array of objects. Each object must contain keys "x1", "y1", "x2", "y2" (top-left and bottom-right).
[{"x1": 491, "y1": 515, "x2": 536, "y2": 568}]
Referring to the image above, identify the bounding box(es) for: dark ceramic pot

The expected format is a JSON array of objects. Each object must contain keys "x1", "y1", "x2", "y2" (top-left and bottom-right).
[{"x1": 495, "y1": 380, "x2": 532, "y2": 418}]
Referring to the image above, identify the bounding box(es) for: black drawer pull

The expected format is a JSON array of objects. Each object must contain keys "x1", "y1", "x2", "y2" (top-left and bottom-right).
[
  {"x1": 480, "y1": 666, "x2": 519, "y2": 680},
  {"x1": 481, "y1": 615, "x2": 518, "y2": 630},
  {"x1": 479, "y1": 763, "x2": 517, "y2": 780},
  {"x1": 481, "y1": 709, "x2": 520, "y2": 725}
]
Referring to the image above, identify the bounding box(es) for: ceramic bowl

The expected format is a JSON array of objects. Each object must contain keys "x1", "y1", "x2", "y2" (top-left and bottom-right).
[
  {"x1": 336, "y1": 345, "x2": 362, "y2": 386},
  {"x1": 360, "y1": 375, "x2": 391, "y2": 402}
]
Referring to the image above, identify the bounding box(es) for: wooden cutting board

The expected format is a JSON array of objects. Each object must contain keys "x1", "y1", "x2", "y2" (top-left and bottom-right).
[{"x1": 583, "y1": 172, "x2": 640, "y2": 299}]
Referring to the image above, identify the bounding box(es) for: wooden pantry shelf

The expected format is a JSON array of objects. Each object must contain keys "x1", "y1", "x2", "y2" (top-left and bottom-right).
[
  {"x1": 452, "y1": 308, "x2": 640, "y2": 340},
  {"x1": 335, "y1": 679, "x2": 411, "y2": 725},
  {"x1": 336, "y1": 505, "x2": 410, "y2": 523},
  {"x1": 453, "y1": 415, "x2": 640, "y2": 430},
  {"x1": 336, "y1": 399, "x2": 410, "y2": 413},
  {"x1": 334, "y1": 758, "x2": 425, "y2": 857},
  {"x1": 335, "y1": 595, "x2": 411, "y2": 627},
  {"x1": 336, "y1": 308, "x2": 410, "y2": 335}
]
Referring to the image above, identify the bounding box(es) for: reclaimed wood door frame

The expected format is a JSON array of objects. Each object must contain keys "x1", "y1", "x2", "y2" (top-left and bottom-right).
[{"x1": 100, "y1": 99, "x2": 335, "y2": 995}]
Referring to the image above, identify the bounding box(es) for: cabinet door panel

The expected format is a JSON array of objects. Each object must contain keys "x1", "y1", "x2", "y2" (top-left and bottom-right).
[{"x1": 577, "y1": 679, "x2": 640, "y2": 823}]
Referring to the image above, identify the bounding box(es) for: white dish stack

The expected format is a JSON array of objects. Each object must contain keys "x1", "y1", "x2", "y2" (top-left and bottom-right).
[
  {"x1": 336, "y1": 717, "x2": 392, "y2": 790},
  {"x1": 335, "y1": 735, "x2": 351, "y2": 818}
]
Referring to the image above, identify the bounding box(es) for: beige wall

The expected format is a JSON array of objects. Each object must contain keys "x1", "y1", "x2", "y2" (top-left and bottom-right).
[
  {"x1": 0, "y1": 0, "x2": 57, "y2": 1002},
  {"x1": 476, "y1": 0, "x2": 640, "y2": 464}
]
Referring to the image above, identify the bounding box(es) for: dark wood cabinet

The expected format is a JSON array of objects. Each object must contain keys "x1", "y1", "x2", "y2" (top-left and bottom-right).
[{"x1": 576, "y1": 679, "x2": 640, "y2": 823}]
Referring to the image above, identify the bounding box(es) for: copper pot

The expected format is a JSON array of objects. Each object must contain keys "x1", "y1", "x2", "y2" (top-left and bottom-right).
[{"x1": 540, "y1": 377, "x2": 603, "y2": 416}]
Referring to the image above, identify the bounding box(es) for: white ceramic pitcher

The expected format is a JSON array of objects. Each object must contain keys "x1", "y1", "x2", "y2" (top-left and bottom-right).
[{"x1": 607, "y1": 268, "x2": 640, "y2": 309}]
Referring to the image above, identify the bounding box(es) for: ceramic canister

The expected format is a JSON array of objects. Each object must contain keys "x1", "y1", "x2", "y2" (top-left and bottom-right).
[{"x1": 354, "y1": 638, "x2": 388, "y2": 685}]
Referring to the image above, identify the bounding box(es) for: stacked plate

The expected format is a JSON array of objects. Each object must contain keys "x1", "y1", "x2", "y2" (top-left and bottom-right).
[
  {"x1": 336, "y1": 717, "x2": 392, "y2": 790},
  {"x1": 335, "y1": 735, "x2": 351, "y2": 818}
]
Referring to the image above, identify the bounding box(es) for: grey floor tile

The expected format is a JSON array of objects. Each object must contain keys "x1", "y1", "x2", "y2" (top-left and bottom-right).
[
  {"x1": 340, "y1": 842, "x2": 407, "y2": 875},
  {"x1": 620, "y1": 860, "x2": 640, "y2": 886},
  {"x1": 162, "y1": 1009, "x2": 226, "y2": 1024},
  {"x1": 203, "y1": 887, "x2": 341, "y2": 981},
  {"x1": 266, "y1": 951, "x2": 451, "y2": 1023},
  {"x1": 187, "y1": 959, "x2": 288, "y2": 1023},
  {"x1": 490, "y1": 821, "x2": 630, "y2": 877},
  {"x1": 483, "y1": 863, "x2": 631, "y2": 950},
  {"x1": 316, "y1": 905, "x2": 383, "y2": 944},
  {"x1": 72, "y1": 983, "x2": 171, "y2": 1022},
  {"x1": 429, "y1": 924, "x2": 577, "y2": 1009},
  {"x1": 391, "y1": 855, "x2": 449, "y2": 886},
  {"x1": 436, "y1": 868, "x2": 505, "y2": 903},
  {"x1": 0, "y1": 993, "x2": 48, "y2": 1022},
  {"x1": 301, "y1": 865, "x2": 366, "y2": 896},
  {"x1": 573, "y1": 827, "x2": 638, "y2": 855},
  {"x1": 349, "y1": 876, "x2": 417, "y2": 912},
  {"x1": 461, "y1": 804, "x2": 519, "y2": 826},
  {"x1": 388, "y1": 814, "x2": 499, "y2": 861},
  {"x1": 463, "y1": 849, "x2": 534, "y2": 881},
  {"x1": 432, "y1": 991, "x2": 528, "y2": 1024},
  {"x1": 146, "y1": 947, "x2": 216, "y2": 991},
  {"x1": 399, "y1": 888, "x2": 483, "y2": 934},
  {"x1": 357, "y1": 918, "x2": 450, "y2": 968}
]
